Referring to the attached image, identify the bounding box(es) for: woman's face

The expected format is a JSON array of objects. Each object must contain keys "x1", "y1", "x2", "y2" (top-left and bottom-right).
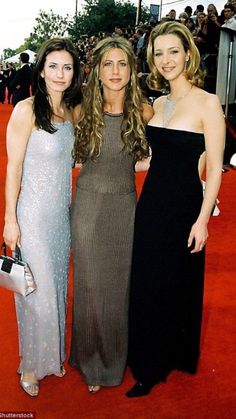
[
  {"x1": 153, "y1": 34, "x2": 189, "y2": 82},
  {"x1": 185, "y1": 19, "x2": 193, "y2": 29},
  {"x1": 197, "y1": 13, "x2": 205, "y2": 25},
  {"x1": 99, "y1": 48, "x2": 131, "y2": 92},
  {"x1": 207, "y1": 5, "x2": 216, "y2": 16},
  {"x1": 84, "y1": 64, "x2": 91, "y2": 74},
  {"x1": 41, "y1": 50, "x2": 74, "y2": 94}
]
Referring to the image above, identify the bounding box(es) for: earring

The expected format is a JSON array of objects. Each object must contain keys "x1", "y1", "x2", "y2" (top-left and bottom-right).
[{"x1": 184, "y1": 59, "x2": 189, "y2": 71}]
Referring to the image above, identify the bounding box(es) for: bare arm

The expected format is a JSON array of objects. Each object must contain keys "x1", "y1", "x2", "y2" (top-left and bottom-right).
[
  {"x1": 188, "y1": 95, "x2": 225, "y2": 253},
  {"x1": 72, "y1": 104, "x2": 83, "y2": 169},
  {"x1": 135, "y1": 148, "x2": 152, "y2": 172},
  {"x1": 135, "y1": 103, "x2": 154, "y2": 172},
  {"x1": 3, "y1": 100, "x2": 34, "y2": 250}
]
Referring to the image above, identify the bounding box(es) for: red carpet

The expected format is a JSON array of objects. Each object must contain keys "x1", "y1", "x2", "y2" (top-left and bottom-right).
[{"x1": 0, "y1": 103, "x2": 236, "y2": 418}]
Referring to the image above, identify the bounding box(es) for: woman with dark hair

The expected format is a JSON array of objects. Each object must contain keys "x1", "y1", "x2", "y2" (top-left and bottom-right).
[
  {"x1": 3, "y1": 37, "x2": 82, "y2": 396},
  {"x1": 126, "y1": 21, "x2": 225, "y2": 397},
  {"x1": 185, "y1": 17, "x2": 196, "y2": 33},
  {"x1": 69, "y1": 36, "x2": 153, "y2": 393}
]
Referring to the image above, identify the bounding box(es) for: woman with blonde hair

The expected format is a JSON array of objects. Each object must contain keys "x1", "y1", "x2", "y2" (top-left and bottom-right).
[
  {"x1": 69, "y1": 36, "x2": 153, "y2": 393},
  {"x1": 127, "y1": 21, "x2": 225, "y2": 397}
]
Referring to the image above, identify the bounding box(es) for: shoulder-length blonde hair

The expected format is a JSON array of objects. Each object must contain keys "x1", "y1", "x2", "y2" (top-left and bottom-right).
[
  {"x1": 146, "y1": 21, "x2": 204, "y2": 92},
  {"x1": 73, "y1": 36, "x2": 149, "y2": 163}
]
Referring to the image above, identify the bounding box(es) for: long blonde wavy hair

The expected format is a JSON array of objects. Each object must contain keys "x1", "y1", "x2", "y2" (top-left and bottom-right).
[
  {"x1": 146, "y1": 21, "x2": 205, "y2": 92},
  {"x1": 73, "y1": 36, "x2": 149, "y2": 163}
]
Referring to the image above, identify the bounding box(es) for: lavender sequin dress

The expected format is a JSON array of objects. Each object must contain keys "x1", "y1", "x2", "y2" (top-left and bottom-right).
[{"x1": 15, "y1": 121, "x2": 74, "y2": 380}]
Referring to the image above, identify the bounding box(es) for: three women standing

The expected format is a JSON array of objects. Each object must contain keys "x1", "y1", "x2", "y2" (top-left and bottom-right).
[
  {"x1": 69, "y1": 36, "x2": 152, "y2": 393},
  {"x1": 127, "y1": 21, "x2": 225, "y2": 397},
  {"x1": 3, "y1": 38, "x2": 82, "y2": 396}
]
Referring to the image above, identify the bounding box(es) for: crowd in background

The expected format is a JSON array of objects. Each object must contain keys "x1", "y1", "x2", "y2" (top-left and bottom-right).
[
  {"x1": 76, "y1": 2, "x2": 236, "y2": 96},
  {"x1": 0, "y1": 2, "x2": 236, "y2": 104}
]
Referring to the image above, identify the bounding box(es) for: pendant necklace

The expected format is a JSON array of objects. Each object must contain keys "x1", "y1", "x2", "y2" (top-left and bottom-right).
[{"x1": 163, "y1": 85, "x2": 192, "y2": 128}]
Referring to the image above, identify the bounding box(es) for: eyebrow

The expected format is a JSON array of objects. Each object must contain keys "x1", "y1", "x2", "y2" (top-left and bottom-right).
[
  {"x1": 154, "y1": 46, "x2": 180, "y2": 51},
  {"x1": 103, "y1": 59, "x2": 127, "y2": 62},
  {"x1": 47, "y1": 61, "x2": 73, "y2": 65}
]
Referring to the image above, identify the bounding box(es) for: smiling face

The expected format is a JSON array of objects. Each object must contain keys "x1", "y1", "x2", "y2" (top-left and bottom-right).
[
  {"x1": 41, "y1": 50, "x2": 74, "y2": 94},
  {"x1": 99, "y1": 47, "x2": 131, "y2": 92},
  {"x1": 153, "y1": 34, "x2": 189, "y2": 82}
]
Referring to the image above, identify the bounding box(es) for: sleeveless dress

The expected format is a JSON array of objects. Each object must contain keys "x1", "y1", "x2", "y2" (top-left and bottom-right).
[
  {"x1": 128, "y1": 126, "x2": 206, "y2": 385},
  {"x1": 69, "y1": 113, "x2": 136, "y2": 386},
  {"x1": 16, "y1": 121, "x2": 74, "y2": 380}
]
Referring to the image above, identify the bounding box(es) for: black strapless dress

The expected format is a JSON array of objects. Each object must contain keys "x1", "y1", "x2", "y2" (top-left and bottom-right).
[{"x1": 128, "y1": 126, "x2": 206, "y2": 385}]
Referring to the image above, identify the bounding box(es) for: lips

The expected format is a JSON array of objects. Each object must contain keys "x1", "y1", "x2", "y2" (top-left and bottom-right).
[
  {"x1": 162, "y1": 67, "x2": 175, "y2": 72},
  {"x1": 110, "y1": 78, "x2": 122, "y2": 82}
]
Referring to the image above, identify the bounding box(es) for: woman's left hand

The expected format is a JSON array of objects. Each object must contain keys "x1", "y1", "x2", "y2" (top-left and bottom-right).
[{"x1": 187, "y1": 221, "x2": 208, "y2": 253}]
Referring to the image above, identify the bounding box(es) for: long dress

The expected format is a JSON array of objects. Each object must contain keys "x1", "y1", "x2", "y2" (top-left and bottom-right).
[
  {"x1": 16, "y1": 121, "x2": 74, "y2": 380},
  {"x1": 69, "y1": 113, "x2": 136, "y2": 386},
  {"x1": 128, "y1": 126, "x2": 206, "y2": 386}
]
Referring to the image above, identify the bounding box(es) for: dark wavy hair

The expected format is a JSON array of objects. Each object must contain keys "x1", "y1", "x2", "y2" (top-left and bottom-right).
[{"x1": 32, "y1": 38, "x2": 82, "y2": 133}]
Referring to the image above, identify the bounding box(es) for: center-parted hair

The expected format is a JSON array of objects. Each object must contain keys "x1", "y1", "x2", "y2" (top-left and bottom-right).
[
  {"x1": 32, "y1": 37, "x2": 82, "y2": 133},
  {"x1": 146, "y1": 21, "x2": 204, "y2": 92},
  {"x1": 73, "y1": 36, "x2": 149, "y2": 163}
]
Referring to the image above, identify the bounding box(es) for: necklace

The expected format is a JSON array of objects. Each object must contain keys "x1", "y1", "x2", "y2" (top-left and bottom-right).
[{"x1": 163, "y1": 86, "x2": 192, "y2": 128}]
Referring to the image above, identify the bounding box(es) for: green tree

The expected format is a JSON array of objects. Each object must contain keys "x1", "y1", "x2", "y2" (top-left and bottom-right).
[
  {"x1": 2, "y1": 48, "x2": 17, "y2": 60},
  {"x1": 69, "y1": 0, "x2": 149, "y2": 39},
  {"x1": 23, "y1": 9, "x2": 72, "y2": 53}
]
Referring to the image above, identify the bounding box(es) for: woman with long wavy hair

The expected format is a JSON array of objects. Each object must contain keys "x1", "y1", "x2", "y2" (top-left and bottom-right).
[
  {"x1": 69, "y1": 36, "x2": 153, "y2": 393},
  {"x1": 3, "y1": 37, "x2": 82, "y2": 396}
]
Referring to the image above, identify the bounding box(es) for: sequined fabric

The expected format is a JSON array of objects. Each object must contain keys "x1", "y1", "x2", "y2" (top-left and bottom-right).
[{"x1": 15, "y1": 121, "x2": 74, "y2": 380}]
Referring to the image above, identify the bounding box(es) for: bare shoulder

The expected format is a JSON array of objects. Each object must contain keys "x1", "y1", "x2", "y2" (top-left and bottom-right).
[
  {"x1": 194, "y1": 89, "x2": 223, "y2": 112},
  {"x1": 142, "y1": 103, "x2": 154, "y2": 122},
  {"x1": 10, "y1": 97, "x2": 34, "y2": 126}
]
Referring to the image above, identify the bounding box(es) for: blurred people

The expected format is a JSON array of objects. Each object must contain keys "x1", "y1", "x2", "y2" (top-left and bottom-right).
[
  {"x1": 216, "y1": 3, "x2": 236, "y2": 105},
  {"x1": 0, "y1": 63, "x2": 6, "y2": 103},
  {"x1": 222, "y1": 2, "x2": 236, "y2": 23},
  {"x1": 11, "y1": 52, "x2": 32, "y2": 106},
  {"x1": 5, "y1": 63, "x2": 16, "y2": 104},
  {"x1": 179, "y1": 12, "x2": 189, "y2": 24},
  {"x1": 197, "y1": 4, "x2": 222, "y2": 91},
  {"x1": 169, "y1": 9, "x2": 176, "y2": 20},
  {"x1": 184, "y1": 5, "x2": 193, "y2": 18},
  {"x1": 185, "y1": 17, "x2": 196, "y2": 33},
  {"x1": 81, "y1": 62, "x2": 91, "y2": 88}
]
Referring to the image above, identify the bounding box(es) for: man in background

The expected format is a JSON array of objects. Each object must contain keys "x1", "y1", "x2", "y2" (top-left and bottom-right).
[{"x1": 11, "y1": 52, "x2": 32, "y2": 107}]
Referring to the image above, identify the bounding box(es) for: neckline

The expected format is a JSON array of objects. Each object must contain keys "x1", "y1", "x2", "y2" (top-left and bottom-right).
[
  {"x1": 147, "y1": 125, "x2": 204, "y2": 136},
  {"x1": 53, "y1": 120, "x2": 73, "y2": 126},
  {"x1": 104, "y1": 111, "x2": 123, "y2": 117}
]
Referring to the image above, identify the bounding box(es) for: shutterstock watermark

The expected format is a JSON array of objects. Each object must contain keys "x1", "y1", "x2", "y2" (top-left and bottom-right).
[{"x1": 0, "y1": 413, "x2": 36, "y2": 418}]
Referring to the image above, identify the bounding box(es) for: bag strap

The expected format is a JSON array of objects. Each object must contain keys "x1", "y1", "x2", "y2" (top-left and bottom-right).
[
  {"x1": 2, "y1": 242, "x2": 7, "y2": 256},
  {"x1": 2, "y1": 242, "x2": 22, "y2": 261}
]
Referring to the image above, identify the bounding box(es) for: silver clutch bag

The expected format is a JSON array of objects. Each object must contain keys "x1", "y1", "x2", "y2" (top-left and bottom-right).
[{"x1": 0, "y1": 243, "x2": 36, "y2": 296}]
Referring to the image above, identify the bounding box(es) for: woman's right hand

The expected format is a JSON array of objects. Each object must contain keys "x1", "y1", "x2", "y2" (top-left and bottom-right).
[{"x1": 3, "y1": 221, "x2": 21, "y2": 251}]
